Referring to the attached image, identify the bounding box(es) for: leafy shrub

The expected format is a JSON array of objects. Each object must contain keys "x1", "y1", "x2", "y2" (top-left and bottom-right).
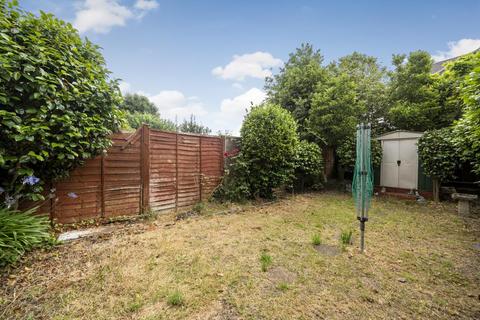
[
  {"x1": 337, "y1": 135, "x2": 382, "y2": 171},
  {"x1": 418, "y1": 128, "x2": 459, "y2": 201},
  {"x1": 241, "y1": 103, "x2": 299, "y2": 198},
  {"x1": 192, "y1": 202, "x2": 205, "y2": 214},
  {"x1": 125, "y1": 112, "x2": 176, "y2": 131},
  {"x1": 260, "y1": 252, "x2": 272, "y2": 272},
  {"x1": 294, "y1": 140, "x2": 324, "y2": 191},
  {"x1": 212, "y1": 155, "x2": 251, "y2": 202},
  {"x1": 340, "y1": 230, "x2": 353, "y2": 245},
  {"x1": 0, "y1": 207, "x2": 54, "y2": 266},
  {"x1": 0, "y1": 2, "x2": 123, "y2": 206}
]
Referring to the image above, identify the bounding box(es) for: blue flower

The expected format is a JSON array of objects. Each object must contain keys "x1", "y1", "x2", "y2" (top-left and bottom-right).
[
  {"x1": 67, "y1": 192, "x2": 78, "y2": 199},
  {"x1": 23, "y1": 175, "x2": 40, "y2": 186}
]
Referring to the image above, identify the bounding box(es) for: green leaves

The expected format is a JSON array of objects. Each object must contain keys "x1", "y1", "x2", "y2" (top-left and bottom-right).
[
  {"x1": 125, "y1": 112, "x2": 176, "y2": 131},
  {"x1": 240, "y1": 103, "x2": 299, "y2": 198},
  {"x1": 0, "y1": 1, "x2": 123, "y2": 204},
  {"x1": 337, "y1": 136, "x2": 382, "y2": 170},
  {"x1": 293, "y1": 140, "x2": 324, "y2": 190},
  {"x1": 418, "y1": 128, "x2": 459, "y2": 181},
  {"x1": 0, "y1": 207, "x2": 53, "y2": 267}
]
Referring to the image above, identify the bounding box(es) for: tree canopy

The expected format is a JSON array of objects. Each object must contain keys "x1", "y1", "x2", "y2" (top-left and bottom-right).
[
  {"x1": 0, "y1": 1, "x2": 123, "y2": 205},
  {"x1": 125, "y1": 112, "x2": 176, "y2": 131},
  {"x1": 452, "y1": 51, "x2": 480, "y2": 175},
  {"x1": 387, "y1": 51, "x2": 450, "y2": 131},
  {"x1": 265, "y1": 43, "x2": 327, "y2": 137},
  {"x1": 307, "y1": 52, "x2": 389, "y2": 147},
  {"x1": 120, "y1": 93, "x2": 158, "y2": 115},
  {"x1": 178, "y1": 115, "x2": 211, "y2": 135}
]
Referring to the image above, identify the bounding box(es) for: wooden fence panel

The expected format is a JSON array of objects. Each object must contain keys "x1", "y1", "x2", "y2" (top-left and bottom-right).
[
  {"x1": 200, "y1": 136, "x2": 224, "y2": 199},
  {"x1": 177, "y1": 134, "x2": 201, "y2": 208},
  {"x1": 150, "y1": 130, "x2": 177, "y2": 212},
  {"x1": 53, "y1": 158, "x2": 102, "y2": 223},
  {"x1": 103, "y1": 132, "x2": 141, "y2": 218},
  {"x1": 49, "y1": 125, "x2": 225, "y2": 223}
]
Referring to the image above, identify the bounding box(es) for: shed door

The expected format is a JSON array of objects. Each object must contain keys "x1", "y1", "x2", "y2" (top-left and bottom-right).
[
  {"x1": 380, "y1": 140, "x2": 399, "y2": 188},
  {"x1": 398, "y1": 139, "x2": 418, "y2": 189},
  {"x1": 380, "y1": 139, "x2": 418, "y2": 189}
]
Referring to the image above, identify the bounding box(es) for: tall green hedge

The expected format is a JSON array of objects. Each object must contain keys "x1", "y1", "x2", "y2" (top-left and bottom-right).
[
  {"x1": 240, "y1": 103, "x2": 299, "y2": 198},
  {"x1": 0, "y1": 1, "x2": 123, "y2": 206},
  {"x1": 418, "y1": 128, "x2": 459, "y2": 201}
]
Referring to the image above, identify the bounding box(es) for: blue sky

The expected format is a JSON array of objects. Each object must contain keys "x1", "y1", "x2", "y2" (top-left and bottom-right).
[{"x1": 21, "y1": 0, "x2": 480, "y2": 134}]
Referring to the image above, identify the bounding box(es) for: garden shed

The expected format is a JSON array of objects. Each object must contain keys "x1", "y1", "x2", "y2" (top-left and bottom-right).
[{"x1": 375, "y1": 131, "x2": 432, "y2": 195}]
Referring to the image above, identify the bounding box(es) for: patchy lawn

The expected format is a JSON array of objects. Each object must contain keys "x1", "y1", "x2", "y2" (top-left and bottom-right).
[{"x1": 1, "y1": 193, "x2": 479, "y2": 319}]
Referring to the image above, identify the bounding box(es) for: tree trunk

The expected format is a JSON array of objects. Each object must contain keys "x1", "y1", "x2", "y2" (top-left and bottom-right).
[{"x1": 432, "y1": 178, "x2": 440, "y2": 203}]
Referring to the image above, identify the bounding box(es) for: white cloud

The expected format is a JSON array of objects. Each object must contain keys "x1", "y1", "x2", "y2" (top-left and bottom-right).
[
  {"x1": 212, "y1": 52, "x2": 282, "y2": 81},
  {"x1": 118, "y1": 81, "x2": 131, "y2": 93},
  {"x1": 212, "y1": 88, "x2": 266, "y2": 135},
  {"x1": 135, "y1": 0, "x2": 158, "y2": 10},
  {"x1": 147, "y1": 90, "x2": 208, "y2": 122},
  {"x1": 432, "y1": 38, "x2": 480, "y2": 61},
  {"x1": 73, "y1": 0, "x2": 157, "y2": 34}
]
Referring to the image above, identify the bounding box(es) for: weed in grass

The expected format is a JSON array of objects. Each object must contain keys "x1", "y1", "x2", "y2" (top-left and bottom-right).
[
  {"x1": 142, "y1": 208, "x2": 158, "y2": 221},
  {"x1": 277, "y1": 282, "x2": 290, "y2": 292},
  {"x1": 192, "y1": 202, "x2": 205, "y2": 214},
  {"x1": 146, "y1": 256, "x2": 159, "y2": 271},
  {"x1": 340, "y1": 230, "x2": 353, "y2": 245},
  {"x1": 260, "y1": 252, "x2": 272, "y2": 272},
  {"x1": 126, "y1": 294, "x2": 143, "y2": 312},
  {"x1": 167, "y1": 290, "x2": 184, "y2": 306},
  {"x1": 311, "y1": 234, "x2": 322, "y2": 246}
]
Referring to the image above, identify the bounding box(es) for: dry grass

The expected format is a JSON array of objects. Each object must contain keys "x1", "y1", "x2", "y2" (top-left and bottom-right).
[{"x1": 1, "y1": 192, "x2": 479, "y2": 319}]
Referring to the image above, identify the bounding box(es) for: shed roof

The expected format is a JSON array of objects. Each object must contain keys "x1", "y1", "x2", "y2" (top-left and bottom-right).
[{"x1": 375, "y1": 130, "x2": 424, "y2": 141}]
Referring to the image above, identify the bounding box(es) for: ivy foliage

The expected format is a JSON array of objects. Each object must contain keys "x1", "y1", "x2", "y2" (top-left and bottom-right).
[
  {"x1": 336, "y1": 136, "x2": 383, "y2": 171},
  {"x1": 293, "y1": 140, "x2": 324, "y2": 190},
  {"x1": 0, "y1": 1, "x2": 123, "y2": 204},
  {"x1": 417, "y1": 128, "x2": 459, "y2": 181},
  {"x1": 240, "y1": 103, "x2": 299, "y2": 198}
]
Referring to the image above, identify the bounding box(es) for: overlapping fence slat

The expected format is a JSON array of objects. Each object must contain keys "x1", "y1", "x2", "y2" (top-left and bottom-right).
[{"x1": 45, "y1": 125, "x2": 224, "y2": 223}]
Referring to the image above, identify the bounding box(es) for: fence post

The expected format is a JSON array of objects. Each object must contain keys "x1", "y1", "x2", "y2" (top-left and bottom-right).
[
  {"x1": 199, "y1": 137, "x2": 203, "y2": 202},
  {"x1": 101, "y1": 154, "x2": 105, "y2": 218},
  {"x1": 221, "y1": 135, "x2": 226, "y2": 174},
  {"x1": 175, "y1": 131, "x2": 179, "y2": 211},
  {"x1": 141, "y1": 125, "x2": 150, "y2": 213},
  {"x1": 50, "y1": 182, "x2": 56, "y2": 223}
]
